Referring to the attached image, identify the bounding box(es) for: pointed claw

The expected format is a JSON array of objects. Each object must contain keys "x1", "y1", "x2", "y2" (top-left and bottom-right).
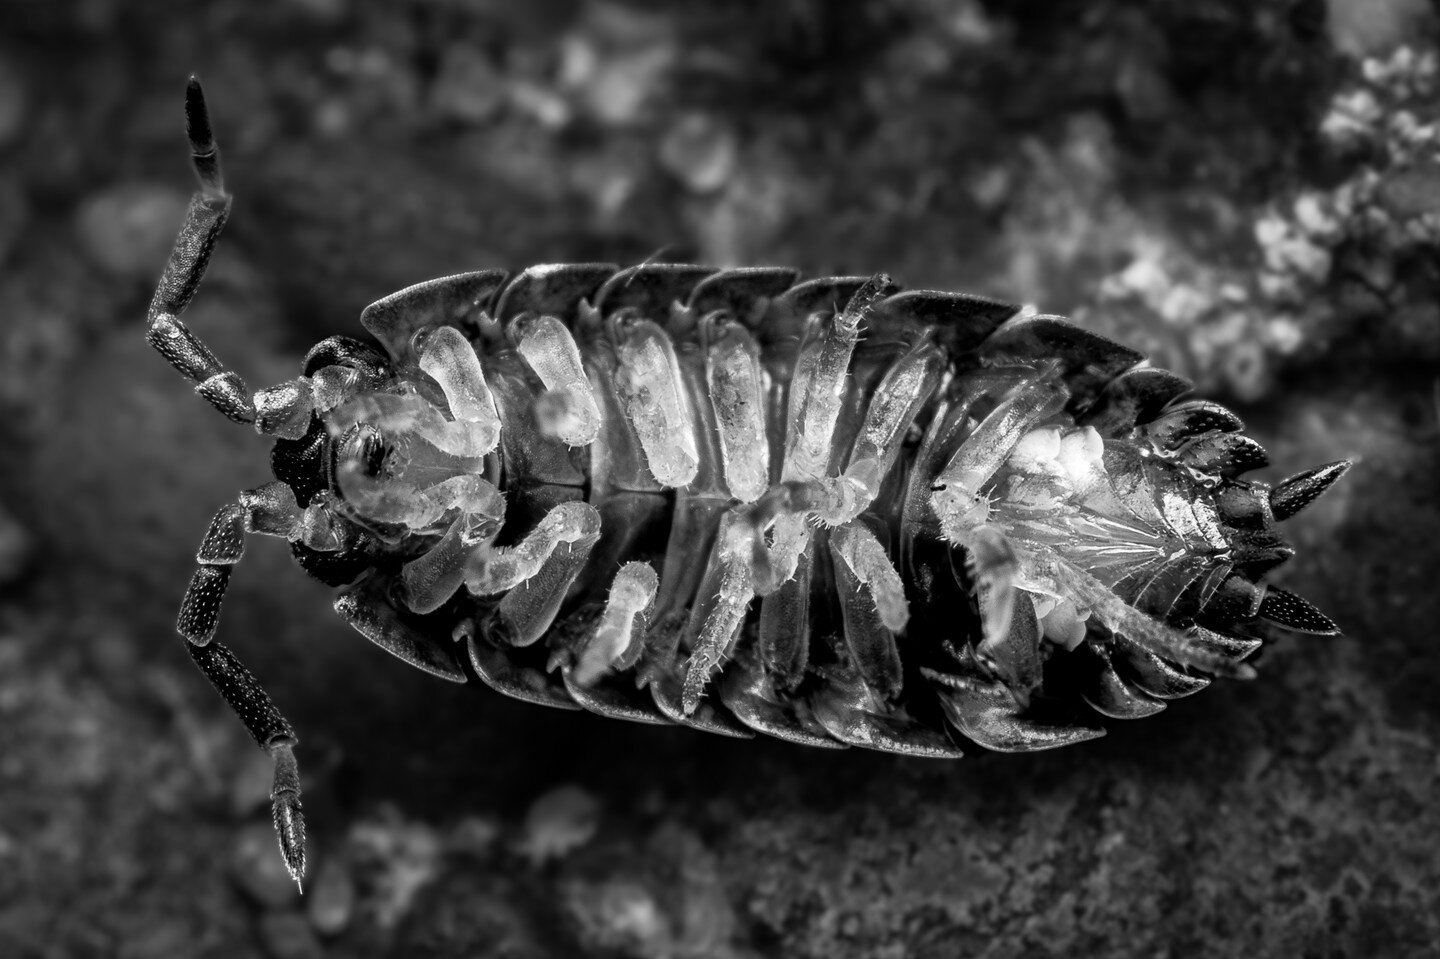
[
  {"x1": 1258, "y1": 585, "x2": 1340, "y2": 635},
  {"x1": 268, "y1": 742, "x2": 306, "y2": 889},
  {"x1": 184, "y1": 76, "x2": 213, "y2": 148},
  {"x1": 184, "y1": 76, "x2": 224, "y2": 195},
  {"x1": 1270, "y1": 460, "x2": 1352, "y2": 520}
]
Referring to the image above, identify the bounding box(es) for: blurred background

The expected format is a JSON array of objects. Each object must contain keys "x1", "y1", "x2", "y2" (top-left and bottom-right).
[{"x1": 1, "y1": 0, "x2": 1438, "y2": 956}]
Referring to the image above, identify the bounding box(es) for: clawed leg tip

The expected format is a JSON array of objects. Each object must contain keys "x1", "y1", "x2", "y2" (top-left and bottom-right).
[
  {"x1": 277, "y1": 827, "x2": 307, "y2": 891},
  {"x1": 182, "y1": 76, "x2": 221, "y2": 189},
  {"x1": 184, "y1": 76, "x2": 209, "y2": 120},
  {"x1": 269, "y1": 742, "x2": 307, "y2": 891}
]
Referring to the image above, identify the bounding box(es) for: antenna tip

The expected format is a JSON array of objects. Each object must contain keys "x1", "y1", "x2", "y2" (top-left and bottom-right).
[{"x1": 184, "y1": 77, "x2": 212, "y2": 144}]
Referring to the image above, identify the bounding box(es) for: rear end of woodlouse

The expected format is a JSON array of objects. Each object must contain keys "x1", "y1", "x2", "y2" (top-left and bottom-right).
[{"x1": 145, "y1": 80, "x2": 1349, "y2": 888}]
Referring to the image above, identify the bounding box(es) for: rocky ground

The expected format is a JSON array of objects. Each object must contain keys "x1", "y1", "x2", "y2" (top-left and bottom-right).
[{"x1": 1, "y1": 1, "x2": 1438, "y2": 956}]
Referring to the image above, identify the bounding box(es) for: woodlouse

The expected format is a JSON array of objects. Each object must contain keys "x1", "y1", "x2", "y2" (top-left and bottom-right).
[{"x1": 148, "y1": 80, "x2": 1348, "y2": 887}]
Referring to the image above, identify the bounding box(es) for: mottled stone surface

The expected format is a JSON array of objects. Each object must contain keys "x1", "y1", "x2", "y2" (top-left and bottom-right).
[{"x1": 1, "y1": 2, "x2": 1437, "y2": 957}]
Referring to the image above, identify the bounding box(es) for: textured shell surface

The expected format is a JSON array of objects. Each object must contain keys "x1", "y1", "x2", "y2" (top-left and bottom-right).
[{"x1": 149, "y1": 81, "x2": 1349, "y2": 888}]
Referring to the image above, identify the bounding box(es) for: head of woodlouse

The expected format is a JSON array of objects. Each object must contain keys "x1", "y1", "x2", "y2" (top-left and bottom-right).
[
  {"x1": 325, "y1": 391, "x2": 491, "y2": 530},
  {"x1": 268, "y1": 328, "x2": 524, "y2": 606},
  {"x1": 264, "y1": 335, "x2": 447, "y2": 584}
]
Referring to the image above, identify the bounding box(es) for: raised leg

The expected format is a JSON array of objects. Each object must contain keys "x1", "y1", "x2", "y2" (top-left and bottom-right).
[
  {"x1": 177, "y1": 482, "x2": 310, "y2": 888},
  {"x1": 146, "y1": 80, "x2": 362, "y2": 439},
  {"x1": 145, "y1": 78, "x2": 256, "y2": 424}
]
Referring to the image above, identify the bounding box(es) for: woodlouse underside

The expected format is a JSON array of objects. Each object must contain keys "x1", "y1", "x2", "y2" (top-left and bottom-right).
[{"x1": 146, "y1": 80, "x2": 1348, "y2": 887}]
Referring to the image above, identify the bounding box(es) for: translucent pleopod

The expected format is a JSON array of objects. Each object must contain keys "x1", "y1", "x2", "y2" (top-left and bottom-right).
[{"x1": 148, "y1": 81, "x2": 1349, "y2": 887}]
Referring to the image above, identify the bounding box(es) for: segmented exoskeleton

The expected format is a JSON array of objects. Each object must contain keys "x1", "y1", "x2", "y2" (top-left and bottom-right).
[{"x1": 148, "y1": 81, "x2": 1348, "y2": 887}]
